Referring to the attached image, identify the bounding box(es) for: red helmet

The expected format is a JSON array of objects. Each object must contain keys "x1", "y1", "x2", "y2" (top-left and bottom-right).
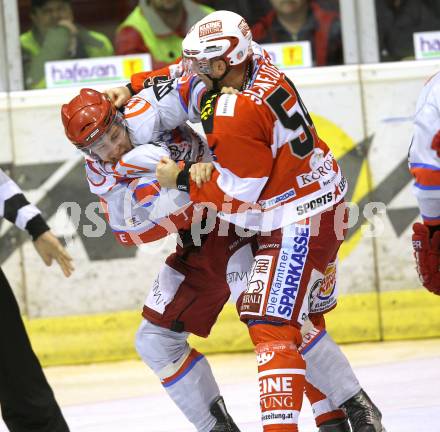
[{"x1": 61, "y1": 88, "x2": 116, "y2": 148}]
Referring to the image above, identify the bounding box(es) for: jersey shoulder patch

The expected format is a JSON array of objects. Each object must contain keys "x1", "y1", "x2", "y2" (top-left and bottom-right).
[
  {"x1": 123, "y1": 96, "x2": 151, "y2": 119},
  {"x1": 215, "y1": 94, "x2": 237, "y2": 117},
  {"x1": 200, "y1": 91, "x2": 220, "y2": 134}
]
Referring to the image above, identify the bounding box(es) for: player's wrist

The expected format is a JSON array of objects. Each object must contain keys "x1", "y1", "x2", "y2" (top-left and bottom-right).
[
  {"x1": 176, "y1": 162, "x2": 194, "y2": 192},
  {"x1": 126, "y1": 83, "x2": 135, "y2": 96}
]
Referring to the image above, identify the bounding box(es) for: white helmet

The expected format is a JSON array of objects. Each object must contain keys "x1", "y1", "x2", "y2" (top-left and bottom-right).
[{"x1": 182, "y1": 10, "x2": 252, "y2": 74}]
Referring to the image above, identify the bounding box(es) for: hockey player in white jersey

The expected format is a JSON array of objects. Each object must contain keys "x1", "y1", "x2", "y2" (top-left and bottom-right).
[
  {"x1": 61, "y1": 88, "x2": 246, "y2": 431},
  {"x1": 410, "y1": 72, "x2": 440, "y2": 295}
]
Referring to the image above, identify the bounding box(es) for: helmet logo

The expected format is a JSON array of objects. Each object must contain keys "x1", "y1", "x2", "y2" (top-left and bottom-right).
[
  {"x1": 86, "y1": 128, "x2": 100, "y2": 142},
  {"x1": 238, "y1": 19, "x2": 250, "y2": 37},
  {"x1": 183, "y1": 49, "x2": 201, "y2": 56},
  {"x1": 199, "y1": 20, "x2": 223, "y2": 38},
  {"x1": 204, "y1": 45, "x2": 223, "y2": 54}
]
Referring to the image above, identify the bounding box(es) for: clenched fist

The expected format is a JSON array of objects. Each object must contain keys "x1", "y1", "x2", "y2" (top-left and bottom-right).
[
  {"x1": 156, "y1": 157, "x2": 180, "y2": 188},
  {"x1": 412, "y1": 222, "x2": 440, "y2": 295}
]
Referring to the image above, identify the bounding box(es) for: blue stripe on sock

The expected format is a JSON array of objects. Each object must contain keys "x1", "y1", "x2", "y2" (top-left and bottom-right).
[
  {"x1": 162, "y1": 354, "x2": 204, "y2": 388},
  {"x1": 300, "y1": 329, "x2": 327, "y2": 355}
]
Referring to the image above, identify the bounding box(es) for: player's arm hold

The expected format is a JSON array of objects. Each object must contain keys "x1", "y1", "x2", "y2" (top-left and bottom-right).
[
  {"x1": 190, "y1": 94, "x2": 273, "y2": 211},
  {"x1": 130, "y1": 58, "x2": 182, "y2": 94}
]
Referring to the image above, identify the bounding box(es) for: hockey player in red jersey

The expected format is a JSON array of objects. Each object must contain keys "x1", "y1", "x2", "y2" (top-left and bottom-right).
[
  {"x1": 154, "y1": 10, "x2": 387, "y2": 432},
  {"x1": 61, "y1": 88, "x2": 246, "y2": 431},
  {"x1": 409, "y1": 72, "x2": 440, "y2": 295}
]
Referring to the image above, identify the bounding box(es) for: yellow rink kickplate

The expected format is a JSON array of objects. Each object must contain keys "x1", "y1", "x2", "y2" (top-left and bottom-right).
[{"x1": 25, "y1": 289, "x2": 440, "y2": 367}]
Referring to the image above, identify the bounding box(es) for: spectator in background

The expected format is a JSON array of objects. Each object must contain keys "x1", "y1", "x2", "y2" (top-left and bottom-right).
[
  {"x1": 0, "y1": 168, "x2": 74, "y2": 431},
  {"x1": 315, "y1": 0, "x2": 340, "y2": 11},
  {"x1": 115, "y1": 0, "x2": 213, "y2": 68},
  {"x1": 194, "y1": 0, "x2": 272, "y2": 25},
  {"x1": 20, "y1": 0, "x2": 114, "y2": 90},
  {"x1": 252, "y1": 0, "x2": 343, "y2": 66},
  {"x1": 375, "y1": 0, "x2": 440, "y2": 62}
]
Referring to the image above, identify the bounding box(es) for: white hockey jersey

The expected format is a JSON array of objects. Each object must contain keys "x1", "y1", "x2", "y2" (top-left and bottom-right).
[
  {"x1": 409, "y1": 71, "x2": 440, "y2": 225},
  {"x1": 125, "y1": 76, "x2": 205, "y2": 148},
  {"x1": 84, "y1": 84, "x2": 209, "y2": 245}
]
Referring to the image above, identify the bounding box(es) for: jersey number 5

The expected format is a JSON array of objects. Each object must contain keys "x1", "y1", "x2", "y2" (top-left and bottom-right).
[{"x1": 265, "y1": 77, "x2": 315, "y2": 158}]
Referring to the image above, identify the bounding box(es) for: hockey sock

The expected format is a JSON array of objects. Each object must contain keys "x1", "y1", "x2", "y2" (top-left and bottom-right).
[
  {"x1": 304, "y1": 381, "x2": 346, "y2": 427},
  {"x1": 136, "y1": 320, "x2": 222, "y2": 431},
  {"x1": 300, "y1": 320, "x2": 346, "y2": 426},
  {"x1": 300, "y1": 319, "x2": 361, "y2": 408},
  {"x1": 158, "y1": 347, "x2": 220, "y2": 431},
  {"x1": 250, "y1": 323, "x2": 305, "y2": 432}
]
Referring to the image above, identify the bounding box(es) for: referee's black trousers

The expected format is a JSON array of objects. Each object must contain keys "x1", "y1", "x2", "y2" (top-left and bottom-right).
[{"x1": 0, "y1": 268, "x2": 69, "y2": 432}]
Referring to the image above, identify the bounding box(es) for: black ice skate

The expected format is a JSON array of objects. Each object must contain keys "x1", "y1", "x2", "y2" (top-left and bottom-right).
[
  {"x1": 319, "y1": 418, "x2": 351, "y2": 431},
  {"x1": 209, "y1": 396, "x2": 241, "y2": 432},
  {"x1": 341, "y1": 389, "x2": 386, "y2": 432}
]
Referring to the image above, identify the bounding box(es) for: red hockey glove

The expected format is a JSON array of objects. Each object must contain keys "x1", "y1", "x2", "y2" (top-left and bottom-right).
[{"x1": 412, "y1": 223, "x2": 440, "y2": 295}]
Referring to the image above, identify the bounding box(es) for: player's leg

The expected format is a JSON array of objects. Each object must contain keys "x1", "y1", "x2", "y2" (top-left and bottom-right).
[
  {"x1": 0, "y1": 268, "x2": 69, "y2": 432},
  {"x1": 239, "y1": 205, "x2": 351, "y2": 431},
  {"x1": 239, "y1": 221, "x2": 318, "y2": 431},
  {"x1": 248, "y1": 321, "x2": 306, "y2": 432},
  {"x1": 304, "y1": 381, "x2": 350, "y2": 432},
  {"x1": 305, "y1": 204, "x2": 386, "y2": 432},
  {"x1": 300, "y1": 319, "x2": 350, "y2": 432},
  {"x1": 137, "y1": 226, "x2": 242, "y2": 431},
  {"x1": 304, "y1": 315, "x2": 385, "y2": 432},
  {"x1": 229, "y1": 230, "x2": 350, "y2": 432},
  {"x1": 135, "y1": 319, "x2": 230, "y2": 431}
]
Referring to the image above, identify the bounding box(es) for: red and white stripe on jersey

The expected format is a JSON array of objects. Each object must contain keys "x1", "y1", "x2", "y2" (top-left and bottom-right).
[
  {"x1": 409, "y1": 163, "x2": 440, "y2": 224},
  {"x1": 85, "y1": 146, "x2": 192, "y2": 247},
  {"x1": 409, "y1": 163, "x2": 440, "y2": 190},
  {"x1": 134, "y1": 179, "x2": 161, "y2": 208},
  {"x1": 86, "y1": 159, "x2": 120, "y2": 194},
  {"x1": 188, "y1": 47, "x2": 346, "y2": 230},
  {"x1": 176, "y1": 75, "x2": 205, "y2": 119}
]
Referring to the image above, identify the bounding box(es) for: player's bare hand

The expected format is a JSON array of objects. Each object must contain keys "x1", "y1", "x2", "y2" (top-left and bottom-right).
[
  {"x1": 105, "y1": 86, "x2": 131, "y2": 108},
  {"x1": 190, "y1": 162, "x2": 214, "y2": 187},
  {"x1": 33, "y1": 231, "x2": 74, "y2": 278},
  {"x1": 156, "y1": 157, "x2": 180, "y2": 189},
  {"x1": 221, "y1": 86, "x2": 239, "y2": 95}
]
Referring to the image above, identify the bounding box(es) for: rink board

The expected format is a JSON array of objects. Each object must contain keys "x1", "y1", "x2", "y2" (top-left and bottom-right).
[
  {"x1": 25, "y1": 288, "x2": 440, "y2": 367},
  {"x1": 3, "y1": 62, "x2": 440, "y2": 366}
]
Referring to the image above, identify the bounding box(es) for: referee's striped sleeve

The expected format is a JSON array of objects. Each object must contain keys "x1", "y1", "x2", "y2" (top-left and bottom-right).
[{"x1": 0, "y1": 168, "x2": 49, "y2": 240}]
